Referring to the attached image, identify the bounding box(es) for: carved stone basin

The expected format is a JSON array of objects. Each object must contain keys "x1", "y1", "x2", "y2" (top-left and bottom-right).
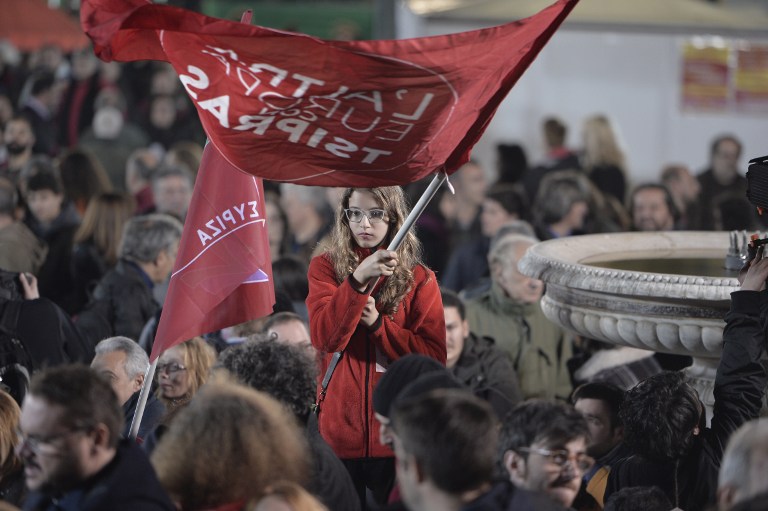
[
  {"x1": 518, "y1": 231, "x2": 741, "y2": 415},
  {"x1": 519, "y1": 231, "x2": 738, "y2": 357}
]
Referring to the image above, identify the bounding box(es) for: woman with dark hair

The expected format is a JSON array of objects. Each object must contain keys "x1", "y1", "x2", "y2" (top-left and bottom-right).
[
  {"x1": 273, "y1": 256, "x2": 309, "y2": 320},
  {"x1": 71, "y1": 192, "x2": 135, "y2": 312},
  {"x1": 265, "y1": 191, "x2": 289, "y2": 261},
  {"x1": 494, "y1": 143, "x2": 529, "y2": 185},
  {"x1": 23, "y1": 170, "x2": 80, "y2": 313},
  {"x1": 57, "y1": 148, "x2": 113, "y2": 216},
  {"x1": 307, "y1": 186, "x2": 445, "y2": 509},
  {"x1": 441, "y1": 184, "x2": 528, "y2": 293}
]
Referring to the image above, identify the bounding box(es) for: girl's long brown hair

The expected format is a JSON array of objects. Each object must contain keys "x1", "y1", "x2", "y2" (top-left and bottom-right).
[{"x1": 326, "y1": 187, "x2": 423, "y2": 315}]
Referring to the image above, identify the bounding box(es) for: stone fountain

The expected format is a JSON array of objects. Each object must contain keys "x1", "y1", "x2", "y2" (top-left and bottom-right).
[{"x1": 518, "y1": 231, "x2": 743, "y2": 418}]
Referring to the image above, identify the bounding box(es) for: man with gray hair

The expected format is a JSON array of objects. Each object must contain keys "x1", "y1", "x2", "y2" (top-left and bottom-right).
[
  {"x1": 718, "y1": 419, "x2": 768, "y2": 510},
  {"x1": 465, "y1": 234, "x2": 572, "y2": 400},
  {"x1": 91, "y1": 336, "x2": 165, "y2": 441},
  {"x1": 77, "y1": 214, "x2": 183, "y2": 347}
]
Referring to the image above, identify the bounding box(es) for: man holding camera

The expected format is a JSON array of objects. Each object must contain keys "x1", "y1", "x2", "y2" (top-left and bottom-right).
[{"x1": 604, "y1": 245, "x2": 768, "y2": 509}]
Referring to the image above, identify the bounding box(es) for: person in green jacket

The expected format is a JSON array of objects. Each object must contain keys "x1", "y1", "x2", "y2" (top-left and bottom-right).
[{"x1": 465, "y1": 234, "x2": 572, "y2": 400}]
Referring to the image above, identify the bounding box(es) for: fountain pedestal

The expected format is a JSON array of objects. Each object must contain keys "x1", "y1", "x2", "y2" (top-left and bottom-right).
[{"x1": 519, "y1": 231, "x2": 741, "y2": 419}]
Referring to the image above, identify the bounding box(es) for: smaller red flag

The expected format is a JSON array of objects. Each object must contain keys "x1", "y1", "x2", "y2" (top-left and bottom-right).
[{"x1": 150, "y1": 143, "x2": 275, "y2": 360}]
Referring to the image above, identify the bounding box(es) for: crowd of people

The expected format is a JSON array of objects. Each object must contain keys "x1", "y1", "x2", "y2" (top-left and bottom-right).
[{"x1": 0, "y1": 38, "x2": 766, "y2": 511}]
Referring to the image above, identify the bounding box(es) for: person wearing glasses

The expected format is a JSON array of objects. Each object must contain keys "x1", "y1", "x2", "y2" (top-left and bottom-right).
[
  {"x1": 140, "y1": 336, "x2": 217, "y2": 455},
  {"x1": 498, "y1": 400, "x2": 592, "y2": 508},
  {"x1": 91, "y1": 336, "x2": 165, "y2": 442},
  {"x1": 17, "y1": 365, "x2": 175, "y2": 510},
  {"x1": 390, "y1": 389, "x2": 563, "y2": 511},
  {"x1": 155, "y1": 336, "x2": 216, "y2": 413},
  {"x1": 307, "y1": 186, "x2": 445, "y2": 510}
]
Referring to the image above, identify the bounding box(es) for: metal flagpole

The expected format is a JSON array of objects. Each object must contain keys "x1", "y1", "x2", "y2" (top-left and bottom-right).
[
  {"x1": 129, "y1": 10, "x2": 256, "y2": 442},
  {"x1": 128, "y1": 358, "x2": 158, "y2": 440},
  {"x1": 389, "y1": 171, "x2": 448, "y2": 252},
  {"x1": 364, "y1": 170, "x2": 449, "y2": 292}
]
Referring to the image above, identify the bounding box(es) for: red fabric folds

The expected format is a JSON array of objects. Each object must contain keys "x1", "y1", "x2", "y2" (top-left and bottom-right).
[
  {"x1": 81, "y1": 0, "x2": 578, "y2": 187},
  {"x1": 150, "y1": 143, "x2": 274, "y2": 360}
]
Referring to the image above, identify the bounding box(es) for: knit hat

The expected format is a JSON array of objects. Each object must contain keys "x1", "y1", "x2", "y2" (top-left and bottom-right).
[
  {"x1": 373, "y1": 354, "x2": 444, "y2": 418},
  {"x1": 393, "y1": 371, "x2": 466, "y2": 409}
]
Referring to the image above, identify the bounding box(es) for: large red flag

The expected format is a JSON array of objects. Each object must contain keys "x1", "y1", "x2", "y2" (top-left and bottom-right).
[
  {"x1": 150, "y1": 143, "x2": 274, "y2": 360},
  {"x1": 82, "y1": 0, "x2": 578, "y2": 187}
]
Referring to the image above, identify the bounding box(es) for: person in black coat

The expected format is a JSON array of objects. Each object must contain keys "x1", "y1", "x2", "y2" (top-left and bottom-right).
[
  {"x1": 75, "y1": 214, "x2": 182, "y2": 348},
  {"x1": 442, "y1": 289, "x2": 521, "y2": 419},
  {"x1": 23, "y1": 171, "x2": 80, "y2": 315},
  {"x1": 19, "y1": 72, "x2": 60, "y2": 157},
  {"x1": 90, "y1": 337, "x2": 165, "y2": 443},
  {"x1": 18, "y1": 366, "x2": 175, "y2": 511},
  {"x1": 0, "y1": 272, "x2": 91, "y2": 386},
  {"x1": 604, "y1": 246, "x2": 768, "y2": 510}
]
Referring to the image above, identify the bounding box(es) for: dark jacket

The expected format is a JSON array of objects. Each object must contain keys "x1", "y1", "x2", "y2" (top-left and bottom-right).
[
  {"x1": 307, "y1": 249, "x2": 446, "y2": 459},
  {"x1": 23, "y1": 439, "x2": 175, "y2": 511},
  {"x1": 441, "y1": 237, "x2": 490, "y2": 293},
  {"x1": 450, "y1": 332, "x2": 521, "y2": 419},
  {"x1": 522, "y1": 151, "x2": 582, "y2": 203},
  {"x1": 0, "y1": 297, "x2": 92, "y2": 367},
  {"x1": 71, "y1": 240, "x2": 112, "y2": 314},
  {"x1": 0, "y1": 465, "x2": 26, "y2": 507},
  {"x1": 76, "y1": 260, "x2": 159, "y2": 348},
  {"x1": 588, "y1": 164, "x2": 626, "y2": 205},
  {"x1": 605, "y1": 290, "x2": 767, "y2": 510},
  {"x1": 122, "y1": 391, "x2": 165, "y2": 443},
  {"x1": 25, "y1": 201, "x2": 80, "y2": 314},
  {"x1": 306, "y1": 420, "x2": 361, "y2": 511},
  {"x1": 696, "y1": 168, "x2": 749, "y2": 231},
  {"x1": 462, "y1": 480, "x2": 567, "y2": 511}
]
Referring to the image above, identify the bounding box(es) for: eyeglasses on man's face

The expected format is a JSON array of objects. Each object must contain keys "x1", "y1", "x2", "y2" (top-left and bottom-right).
[
  {"x1": 16, "y1": 427, "x2": 89, "y2": 456},
  {"x1": 344, "y1": 207, "x2": 387, "y2": 224},
  {"x1": 156, "y1": 362, "x2": 187, "y2": 376},
  {"x1": 518, "y1": 446, "x2": 595, "y2": 472}
]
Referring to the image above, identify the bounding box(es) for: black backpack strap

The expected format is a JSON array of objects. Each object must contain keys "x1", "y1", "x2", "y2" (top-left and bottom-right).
[
  {"x1": 312, "y1": 282, "x2": 383, "y2": 415},
  {"x1": 0, "y1": 300, "x2": 22, "y2": 338},
  {"x1": 313, "y1": 350, "x2": 344, "y2": 415}
]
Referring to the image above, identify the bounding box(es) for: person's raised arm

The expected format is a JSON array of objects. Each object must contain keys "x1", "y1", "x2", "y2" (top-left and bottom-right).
[{"x1": 709, "y1": 246, "x2": 768, "y2": 457}]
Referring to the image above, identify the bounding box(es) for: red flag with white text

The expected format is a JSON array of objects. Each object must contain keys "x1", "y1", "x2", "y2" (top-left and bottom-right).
[
  {"x1": 150, "y1": 143, "x2": 274, "y2": 360},
  {"x1": 81, "y1": 0, "x2": 578, "y2": 187}
]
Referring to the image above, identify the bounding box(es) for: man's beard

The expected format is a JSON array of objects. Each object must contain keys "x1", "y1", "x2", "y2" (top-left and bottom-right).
[{"x1": 5, "y1": 143, "x2": 29, "y2": 156}]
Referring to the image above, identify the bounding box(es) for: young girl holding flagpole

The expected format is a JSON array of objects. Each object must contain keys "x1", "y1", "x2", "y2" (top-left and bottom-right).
[{"x1": 306, "y1": 186, "x2": 446, "y2": 509}]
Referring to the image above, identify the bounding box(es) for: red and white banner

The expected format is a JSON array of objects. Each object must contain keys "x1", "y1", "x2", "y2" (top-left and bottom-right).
[
  {"x1": 82, "y1": 0, "x2": 578, "y2": 187},
  {"x1": 150, "y1": 143, "x2": 274, "y2": 360}
]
